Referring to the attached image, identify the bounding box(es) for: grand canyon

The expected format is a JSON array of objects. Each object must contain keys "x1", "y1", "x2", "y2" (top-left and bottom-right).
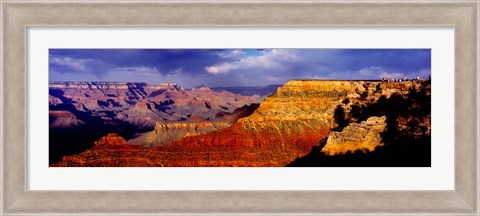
[{"x1": 49, "y1": 79, "x2": 431, "y2": 167}]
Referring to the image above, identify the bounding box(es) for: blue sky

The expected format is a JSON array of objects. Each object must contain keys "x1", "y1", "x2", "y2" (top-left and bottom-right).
[{"x1": 49, "y1": 49, "x2": 431, "y2": 88}]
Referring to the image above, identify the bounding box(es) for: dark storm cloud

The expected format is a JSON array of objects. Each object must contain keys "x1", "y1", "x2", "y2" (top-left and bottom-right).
[
  {"x1": 49, "y1": 49, "x2": 227, "y2": 77},
  {"x1": 49, "y1": 49, "x2": 431, "y2": 88}
]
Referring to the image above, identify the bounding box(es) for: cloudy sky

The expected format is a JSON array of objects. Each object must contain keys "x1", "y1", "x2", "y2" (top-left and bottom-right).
[{"x1": 49, "y1": 49, "x2": 431, "y2": 88}]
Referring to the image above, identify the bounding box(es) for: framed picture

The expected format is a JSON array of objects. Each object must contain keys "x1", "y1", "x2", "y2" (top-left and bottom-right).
[{"x1": 1, "y1": 1, "x2": 478, "y2": 215}]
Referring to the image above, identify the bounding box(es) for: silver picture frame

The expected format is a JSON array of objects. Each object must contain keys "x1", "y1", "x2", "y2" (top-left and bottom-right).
[{"x1": 1, "y1": 1, "x2": 478, "y2": 215}]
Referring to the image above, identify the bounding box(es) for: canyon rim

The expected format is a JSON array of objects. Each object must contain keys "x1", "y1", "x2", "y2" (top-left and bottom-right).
[{"x1": 49, "y1": 49, "x2": 431, "y2": 167}]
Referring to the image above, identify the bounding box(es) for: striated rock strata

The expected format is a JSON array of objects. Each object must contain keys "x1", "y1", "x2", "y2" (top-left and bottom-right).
[
  {"x1": 96, "y1": 133, "x2": 128, "y2": 145},
  {"x1": 52, "y1": 133, "x2": 162, "y2": 167},
  {"x1": 152, "y1": 80, "x2": 363, "y2": 166},
  {"x1": 49, "y1": 82, "x2": 262, "y2": 129},
  {"x1": 49, "y1": 110, "x2": 84, "y2": 128},
  {"x1": 128, "y1": 121, "x2": 231, "y2": 148},
  {"x1": 52, "y1": 80, "x2": 430, "y2": 167},
  {"x1": 128, "y1": 103, "x2": 260, "y2": 147},
  {"x1": 322, "y1": 116, "x2": 386, "y2": 156}
]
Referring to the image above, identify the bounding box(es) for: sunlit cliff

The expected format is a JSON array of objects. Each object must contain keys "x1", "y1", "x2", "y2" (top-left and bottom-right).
[{"x1": 52, "y1": 79, "x2": 431, "y2": 167}]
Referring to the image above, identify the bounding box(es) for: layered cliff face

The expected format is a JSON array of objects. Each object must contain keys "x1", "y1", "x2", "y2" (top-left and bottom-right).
[
  {"x1": 117, "y1": 84, "x2": 261, "y2": 128},
  {"x1": 49, "y1": 82, "x2": 151, "y2": 111},
  {"x1": 322, "y1": 116, "x2": 386, "y2": 156},
  {"x1": 52, "y1": 80, "x2": 431, "y2": 167},
  {"x1": 49, "y1": 81, "x2": 262, "y2": 129},
  {"x1": 128, "y1": 121, "x2": 231, "y2": 148},
  {"x1": 128, "y1": 103, "x2": 260, "y2": 148},
  {"x1": 155, "y1": 80, "x2": 429, "y2": 166},
  {"x1": 152, "y1": 80, "x2": 363, "y2": 166},
  {"x1": 52, "y1": 133, "x2": 163, "y2": 167},
  {"x1": 49, "y1": 81, "x2": 264, "y2": 164},
  {"x1": 287, "y1": 80, "x2": 431, "y2": 167},
  {"x1": 95, "y1": 133, "x2": 128, "y2": 145},
  {"x1": 49, "y1": 110, "x2": 84, "y2": 128},
  {"x1": 53, "y1": 80, "x2": 349, "y2": 166}
]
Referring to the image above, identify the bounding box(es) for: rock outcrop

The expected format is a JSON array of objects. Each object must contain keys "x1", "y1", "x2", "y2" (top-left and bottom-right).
[
  {"x1": 52, "y1": 133, "x2": 162, "y2": 167},
  {"x1": 322, "y1": 116, "x2": 386, "y2": 156},
  {"x1": 49, "y1": 110, "x2": 84, "y2": 128},
  {"x1": 96, "y1": 133, "x2": 127, "y2": 145}
]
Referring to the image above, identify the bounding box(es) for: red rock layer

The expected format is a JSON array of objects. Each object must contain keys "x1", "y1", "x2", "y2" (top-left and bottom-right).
[
  {"x1": 52, "y1": 129, "x2": 328, "y2": 167},
  {"x1": 52, "y1": 80, "x2": 430, "y2": 167},
  {"x1": 156, "y1": 123, "x2": 329, "y2": 166},
  {"x1": 51, "y1": 133, "x2": 162, "y2": 167},
  {"x1": 152, "y1": 80, "x2": 348, "y2": 166},
  {"x1": 96, "y1": 133, "x2": 127, "y2": 145}
]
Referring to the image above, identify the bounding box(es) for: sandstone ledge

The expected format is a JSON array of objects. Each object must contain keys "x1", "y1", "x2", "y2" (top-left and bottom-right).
[{"x1": 322, "y1": 116, "x2": 386, "y2": 156}]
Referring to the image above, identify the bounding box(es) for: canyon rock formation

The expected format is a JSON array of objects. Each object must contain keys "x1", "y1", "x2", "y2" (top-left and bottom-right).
[
  {"x1": 49, "y1": 110, "x2": 84, "y2": 128},
  {"x1": 321, "y1": 116, "x2": 386, "y2": 156},
  {"x1": 52, "y1": 133, "x2": 162, "y2": 167},
  {"x1": 49, "y1": 81, "x2": 265, "y2": 164},
  {"x1": 128, "y1": 103, "x2": 260, "y2": 147},
  {"x1": 49, "y1": 82, "x2": 262, "y2": 129},
  {"x1": 51, "y1": 79, "x2": 431, "y2": 167}
]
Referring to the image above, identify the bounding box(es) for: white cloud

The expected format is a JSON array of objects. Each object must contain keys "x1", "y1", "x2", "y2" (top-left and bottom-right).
[
  {"x1": 49, "y1": 57, "x2": 104, "y2": 72},
  {"x1": 205, "y1": 63, "x2": 238, "y2": 74},
  {"x1": 205, "y1": 49, "x2": 299, "y2": 75}
]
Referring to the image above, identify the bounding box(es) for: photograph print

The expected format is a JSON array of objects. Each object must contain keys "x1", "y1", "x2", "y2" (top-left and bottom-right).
[{"x1": 49, "y1": 49, "x2": 431, "y2": 167}]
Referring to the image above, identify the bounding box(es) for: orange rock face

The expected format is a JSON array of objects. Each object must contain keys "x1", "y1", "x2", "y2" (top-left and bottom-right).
[
  {"x1": 53, "y1": 80, "x2": 342, "y2": 166},
  {"x1": 52, "y1": 80, "x2": 431, "y2": 167},
  {"x1": 157, "y1": 122, "x2": 329, "y2": 166},
  {"x1": 321, "y1": 116, "x2": 386, "y2": 156},
  {"x1": 152, "y1": 80, "x2": 351, "y2": 166},
  {"x1": 52, "y1": 133, "x2": 162, "y2": 167},
  {"x1": 95, "y1": 133, "x2": 127, "y2": 145}
]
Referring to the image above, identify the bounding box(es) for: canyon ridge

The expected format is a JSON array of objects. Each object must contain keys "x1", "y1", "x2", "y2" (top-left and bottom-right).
[{"x1": 50, "y1": 79, "x2": 431, "y2": 167}]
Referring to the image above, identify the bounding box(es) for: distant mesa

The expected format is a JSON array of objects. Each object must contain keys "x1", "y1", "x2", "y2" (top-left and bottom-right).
[
  {"x1": 212, "y1": 84, "x2": 283, "y2": 97},
  {"x1": 49, "y1": 110, "x2": 84, "y2": 128},
  {"x1": 156, "y1": 82, "x2": 185, "y2": 91},
  {"x1": 191, "y1": 84, "x2": 211, "y2": 91}
]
